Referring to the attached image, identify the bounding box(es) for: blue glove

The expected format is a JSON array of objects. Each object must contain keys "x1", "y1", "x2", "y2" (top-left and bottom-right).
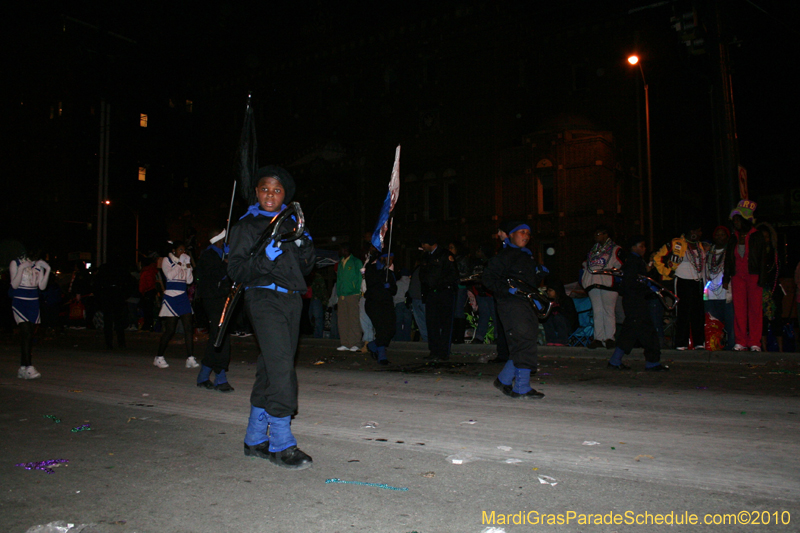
[
  {"x1": 303, "y1": 231, "x2": 312, "y2": 241},
  {"x1": 266, "y1": 240, "x2": 283, "y2": 261},
  {"x1": 508, "y1": 287, "x2": 518, "y2": 295},
  {"x1": 223, "y1": 243, "x2": 230, "y2": 255},
  {"x1": 384, "y1": 283, "x2": 390, "y2": 289}
]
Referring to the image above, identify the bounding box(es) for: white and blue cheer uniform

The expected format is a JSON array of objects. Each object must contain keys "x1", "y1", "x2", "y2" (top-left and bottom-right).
[
  {"x1": 10, "y1": 259, "x2": 50, "y2": 324},
  {"x1": 159, "y1": 253, "x2": 194, "y2": 317}
]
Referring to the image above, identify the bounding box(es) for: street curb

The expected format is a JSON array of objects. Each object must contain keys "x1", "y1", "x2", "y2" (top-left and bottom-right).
[{"x1": 300, "y1": 337, "x2": 800, "y2": 365}]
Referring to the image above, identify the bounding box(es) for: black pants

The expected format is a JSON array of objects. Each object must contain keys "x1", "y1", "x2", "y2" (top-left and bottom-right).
[
  {"x1": 494, "y1": 296, "x2": 510, "y2": 362},
  {"x1": 202, "y1": 297, "x2": 231, "y2": 373},
  {"x1": 675, "y1": 278, "x2": 705, "y2": 348},
  {"x1": 365, "y1": 298, "x2": 396, "y2": 348},
  {"x1": 245, "y1": 289, "x2": 301, "y2": 418},
  {"x1": 618, "y1": 303, "x2": 661, "y2": 363},
  {"x1": 102, "y1": 298, "x2": 127, "y2": 348},
  {"x1": 141, "y1": 290, "x2": 157, "y2": 331},
  {"x1": 425, "y1": 289, "x2": 455, "y2": 358},
  {"x1": 496, "y1": 297, "x2": 538, "y2": 370}
]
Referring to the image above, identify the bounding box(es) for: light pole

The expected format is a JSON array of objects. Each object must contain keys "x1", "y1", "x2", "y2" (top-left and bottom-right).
[
  {"x1": 628, "y1": 55, "x2": 654, "y2": 250},
  {"x1": 106, "y1": 200, "x2": 139, "y2": 265}
]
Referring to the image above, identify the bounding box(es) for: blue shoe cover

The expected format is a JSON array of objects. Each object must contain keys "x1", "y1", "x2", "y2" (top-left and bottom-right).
[
  {"x1": 497, "y1": 360, "x2": 516, "y2": 386},
  {"x1": 511, "y1": 368, "x2": 533, "y2": 395},
  {"x1": 244, "y1": 406, "x2": 269, "y2": 446},
  {"x1": 197, "y1": 365, "x2": 212, "y2": 384},
  {"x1": 377, "y1": 346, "x2": 388, "y2": 361},
  {"x1": 267, "y1": 415, "x2": 298, "y2": 453}
]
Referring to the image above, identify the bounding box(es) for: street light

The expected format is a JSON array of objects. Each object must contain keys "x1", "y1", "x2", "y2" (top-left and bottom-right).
[{"x1": 628, "y1": 54, "x2": 654, "y2": 250}]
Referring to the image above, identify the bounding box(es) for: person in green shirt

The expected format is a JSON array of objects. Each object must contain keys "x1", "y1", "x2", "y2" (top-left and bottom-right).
[{"x1": 336, "y1": 243, "x2": 363, "y2": 351}]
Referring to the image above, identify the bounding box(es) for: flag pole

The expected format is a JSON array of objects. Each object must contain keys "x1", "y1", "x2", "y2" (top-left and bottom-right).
[
  {"x1": 384, "y1": 216, "x2": 394, "y2": 281},
  {"x1": 222, "y1": 181, "x2": 237, "y2": 258},
  {"x1": 224, "y1": 93, "x2": 254, "y2": 258}
]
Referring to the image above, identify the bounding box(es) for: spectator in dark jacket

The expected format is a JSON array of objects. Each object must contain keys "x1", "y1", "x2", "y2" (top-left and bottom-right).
[
  {"x1": 139, "y1": 257, "x2": 159, "y2": 331},
  {"x1": 542, "y1": 280, "x2": 578, "y2": 345},
  {"x1": 95, "y1": 254, "x2": 131, "y2": 349}
]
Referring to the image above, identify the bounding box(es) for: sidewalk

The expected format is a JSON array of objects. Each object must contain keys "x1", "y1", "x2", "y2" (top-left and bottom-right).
[{"x1": 301, "y1": 336, "x2": 800, "y2": 365}]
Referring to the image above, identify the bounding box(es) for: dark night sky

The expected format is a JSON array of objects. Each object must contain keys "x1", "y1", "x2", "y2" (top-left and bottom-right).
[{"x1": 4, "y1": 0, "x2": 800, "y2": 265}]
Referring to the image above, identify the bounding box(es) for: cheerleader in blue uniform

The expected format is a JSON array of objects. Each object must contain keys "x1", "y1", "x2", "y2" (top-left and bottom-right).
[
  {"x1": 154, "y1": 241, "x2": 199, "y2": 369},
  {"x1": 9, "y1": 251, "x2": 51, "y2": 379}
]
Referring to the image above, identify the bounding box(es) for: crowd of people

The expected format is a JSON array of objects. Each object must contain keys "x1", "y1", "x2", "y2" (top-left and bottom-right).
[{"x1": 5, "y1": 172, "x2": 800, "y2": 472}]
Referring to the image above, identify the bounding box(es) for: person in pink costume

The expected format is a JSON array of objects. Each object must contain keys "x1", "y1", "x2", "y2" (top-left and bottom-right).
[{"x1": 723, "y1": 200, "x2": 766, "y2": 351}]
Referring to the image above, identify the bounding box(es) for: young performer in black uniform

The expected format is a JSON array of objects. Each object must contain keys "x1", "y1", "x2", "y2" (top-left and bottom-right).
[
  {"x1": 195, "y1": 227, "x2": 234, "y2": 392},
  {"x1": 228, "y1": 166, "x2": 316, "y2": 470},
  {"x1": 607, "y1": 235, "x2": 669, "y2": 371},
  {"x1": 482, "y1": 222, "x2": 547, "y2": 399},
  {"x1": 364, "y1": 253, "x2": 397, "y2": 365}
]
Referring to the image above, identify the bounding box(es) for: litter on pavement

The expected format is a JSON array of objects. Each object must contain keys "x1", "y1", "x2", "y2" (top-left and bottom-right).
[
  {"x1": 537, "y1": 475, "x2": 558, "y2": 486},
  {"x1": 446, "y1": 452, "x2": 476, "y2": 464},
  {"x1": 325, "y1": 478, "x2": 409, "y2": 491},
  {"x1": 16, "y1": 459, "x2": 69, "y2": 474},
  {"x1": 25, "y1": 521, "x2": 98, "y2": 533}
]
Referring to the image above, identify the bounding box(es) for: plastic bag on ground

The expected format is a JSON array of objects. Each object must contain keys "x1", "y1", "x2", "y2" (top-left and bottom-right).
[{"x1": 26, "y1": 522, "x2": 100, "y2": 533}]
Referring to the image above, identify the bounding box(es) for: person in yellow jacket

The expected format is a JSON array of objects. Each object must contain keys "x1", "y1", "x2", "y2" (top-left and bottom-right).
[{"x1": 653, "y1": 224, "x2": 709, "y2": 350}]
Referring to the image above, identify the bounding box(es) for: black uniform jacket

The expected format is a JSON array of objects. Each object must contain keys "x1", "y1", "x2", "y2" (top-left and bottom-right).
[
  {"x1": 364, "y1": 261, "x2": 397, "y2": 303},
  {"x1": 619, "y1": 252, "x2": 651, "y2": 315},
  {"x1": 228, "y1": 212, "x2": 315, "y2": 291},
  {"x1": 195, "y1": 246, "x2": 231, "y2": 299},
  {"x1": 482, "y1": 246, "x2": 543, "y2": 301},
  {"x1": 420, "y1": 246, "x2": 459, "y2": 297}
]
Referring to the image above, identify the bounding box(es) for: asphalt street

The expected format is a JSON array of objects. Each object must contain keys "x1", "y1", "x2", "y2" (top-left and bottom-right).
[{"x1": 1, "y1": 330, "x2": 799, "y2": 533}]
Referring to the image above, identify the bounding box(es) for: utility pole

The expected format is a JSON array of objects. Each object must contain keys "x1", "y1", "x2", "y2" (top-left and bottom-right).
[
  {"x1": 710, "y1": 0, "x2": 740, "y2": 211},
  {"x1": 96, "y1": 100, "x2": 110, "y2": 267}
]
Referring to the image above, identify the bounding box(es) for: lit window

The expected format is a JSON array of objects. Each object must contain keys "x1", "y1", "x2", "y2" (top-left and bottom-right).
[
  {"x1": 140, "y1": 114, "x2": 148, "y2": 127},
  {"x1": 186, "y1": 100, "x2": 193, "y2": 113},
  {"x1": 138, "y1": 167, "x2": 146, "y2": 181}
]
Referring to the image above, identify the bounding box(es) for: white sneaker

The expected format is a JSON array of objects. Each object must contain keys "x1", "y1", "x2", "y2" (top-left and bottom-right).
[
  {"x1": 750, "y1": 345, "x2": 762, "y2": 352},
  {"x1": 185, "y1": 356, "x2": 200, "y2": 368},
  {"x1": 337, "y1": 345, "x2": 351, "y2": 351},
  {"x1": 153, "y1": 356, "x2": 169, "y2": 368},
  {"x1": 676, "y1": 346, "x2": 689, "y2": 351},
  {"x1": 732, "y1": 344, "x2": 747, "y2": 351},
  {"x1": 694, "y1": 344, "x2": 705, "y2": 350},
  {"x1": 350, "y1": 346, "x2": 360, "y2": 352},
  {"x1": 18, "y1": 366, "x2": 41, "y2": 379}
]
